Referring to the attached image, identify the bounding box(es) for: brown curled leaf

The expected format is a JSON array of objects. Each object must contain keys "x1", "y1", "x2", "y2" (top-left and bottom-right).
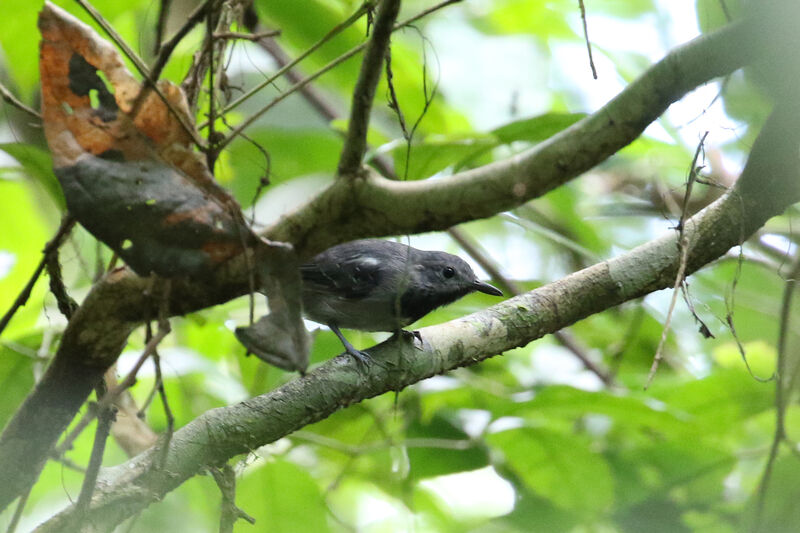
[
  {"x1": 38, "y1": 2, "x2": 309, "y2": 371},
  {"x1": 39, "y1": 2, "x2": 248, "y2": 277}
]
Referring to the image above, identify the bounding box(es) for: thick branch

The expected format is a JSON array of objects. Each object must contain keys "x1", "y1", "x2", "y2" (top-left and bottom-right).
[
  {"x1": 267, "y1": 21, "x2": 753, "y2": 253},
  {"x1": 337, "y1": 0, "x2": 401, "y2": 176},
  {"x1": 0, "y1": 20, "x2": 757, "y2": 512},
  {"x1": 35, "y1": 101, "x2": 800, "y2": 532}
]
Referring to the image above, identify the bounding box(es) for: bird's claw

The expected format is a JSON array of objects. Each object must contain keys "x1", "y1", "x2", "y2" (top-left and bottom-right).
[{"x1": 345, "y1": 346, "x2": 372, "y2": 366}]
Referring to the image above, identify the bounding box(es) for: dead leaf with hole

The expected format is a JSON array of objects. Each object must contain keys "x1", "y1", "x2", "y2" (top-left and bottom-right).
[{"x1": 38, "y1": 2, "x2": 309, "y2": 372}]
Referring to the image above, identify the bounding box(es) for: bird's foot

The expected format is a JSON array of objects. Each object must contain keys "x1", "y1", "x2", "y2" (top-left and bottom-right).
[{"x1": 344, "y1": 345, "x2": 372, "y2": 366}]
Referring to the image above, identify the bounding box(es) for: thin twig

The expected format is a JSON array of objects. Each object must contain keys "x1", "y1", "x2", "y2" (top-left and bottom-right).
[
  {"x1": 725, "y1": 197, "x2": 774, "y2": 382},
  {"x1": 243, "y1": 23, "x2": 342, "y2": 125},
  {"x1": 646, "y1": 132, "x2": 709, "y2": 388},
  {"x1": 74, "y1": 395, "x2": 114, "y2": 518},
  {"x1": 5, "y1": 486, "x2": 31, "y2": 533},
  {"x1": 753, "y1": 252, "x2": 800, "y2": 529},
  {"x1": 49, "y1": 453, "x2": 86, "y2": 473},
  {"x1": 211, "y1": 464, "x2": 256, "y2": 533},
  {"x1": 0, "y1": 82, "x2": 41, "y2": 120},
  {"x1": 384, "y1": 27, "x2": 439, "y2": 180},
  {"x1": 74, "y1": 0, "x2": 206, "y2": 149},
  {"x1": 718, "y1": 0, "x2": 732, "y2": 23},
  {"x1": 0, "y1": 216, "x2": 75, "y2": 338},
  {"x1": 337, "y1": 0, "x2": 402, "y2": 176},
  {"x1": 292, "y1": 430, "x2": 477, "y2": 455},
  {"x1": 150, "y1": 0, "x2": 211, "y2": 91},
  {"x1": 213, "y1": 30, "x2": 281, "y2": 41},
  {"x1": 206, "y1": 8, "x2": 219, "y2": 168},
  {"x1": 153, "y1": 0, "x2": 172, "y2": 55},
  {"x1": 215, "y1": 0, "x2": 462, "y2": 150},
  {"x1": 152, "y1": 346, "x2": 174, "y2": 469},
  {"x1": 215, "y1": 1, "x2": 371, "y2": 119},
  {"x1": 216, "y1": 42, "x2": 364, "y2": 150},
  {"x1": 46, "y1": 250, "x2": 79, "y2": 320},
  {"x1": 578, "y1": 0, "x2": 598, "y2": 79},
  {"x1": 54, "y1": 312, "x2": 172, "y2": 458}
]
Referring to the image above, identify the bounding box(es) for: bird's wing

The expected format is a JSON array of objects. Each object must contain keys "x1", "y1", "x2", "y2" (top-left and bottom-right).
[{"x1": 300, "y1": 252, "x2": 387, "y2": 300}]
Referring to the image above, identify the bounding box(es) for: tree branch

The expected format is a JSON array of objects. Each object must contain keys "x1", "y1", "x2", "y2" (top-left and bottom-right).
[
  {"x1": 266, "y1": 21, "x2": 753, "y2": 253},
  {"x1": 34, "y1": 100, "x2": 800, "y2": 531},
  {"x1": 337, "y1": 0, "x2": 401, "y2": 176},
  {"x1": 0, "y1": 20, "x2": 759, "y2": 512}
]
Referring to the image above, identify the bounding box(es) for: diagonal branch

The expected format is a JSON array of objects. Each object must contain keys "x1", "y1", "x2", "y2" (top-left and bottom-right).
[
  {"x1": 0, "y1": 20, "x2": 759, "y2": 513},
  {"x1": 337, "y1": 0, "x2": 402, "y2": 176},
  {"x1": 266, "y1": 21, "x2": 753, "y2": 253},
  {"x1": 34, "y1": 100, "x2": 800, "y2": 532}
]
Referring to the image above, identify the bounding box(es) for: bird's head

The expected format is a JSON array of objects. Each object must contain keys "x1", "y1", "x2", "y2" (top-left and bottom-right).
[
  {"x1": 415, "y1": 252, "x2": 503, "y2": 297},
  {"x1": 399, "y1": 251, "x2": 503, "y2": 324}
]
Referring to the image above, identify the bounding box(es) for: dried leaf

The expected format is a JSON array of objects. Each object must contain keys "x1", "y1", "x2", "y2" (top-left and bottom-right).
[{"x1": 38, "y1": 2, "x2": 308, "y2": 372}]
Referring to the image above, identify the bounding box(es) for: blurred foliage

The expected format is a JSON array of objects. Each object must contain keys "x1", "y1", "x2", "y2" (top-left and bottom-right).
[{"x1": 1, "y1": 0, "x2": 799, "y2": 531}]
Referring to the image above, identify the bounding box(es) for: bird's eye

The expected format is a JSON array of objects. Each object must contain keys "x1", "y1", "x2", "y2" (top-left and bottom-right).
[{"x1": 443, "y1": 266, "x2": 455, "y2": 278}]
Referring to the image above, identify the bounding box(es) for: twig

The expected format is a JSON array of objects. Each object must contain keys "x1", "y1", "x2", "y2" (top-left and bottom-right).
[
  {"x1": 725, "y1": 200, "x2": 774, "y2": 382},
  {"x1": 646, "y1": 132, "x2": 709, "y2": 388},
  {"x1": 213, "y1": 30, "x2": 281, "y2": 41},
  {"x1": 74, "y1": 0, "x2": 206, "y2": 149},
  {"x1": 46, "y1": 250, "x2": 79, "y2": 320},
  {"x1": 54, "y1": 310, "x2": 172, "y2": 459},
  {"x1": 210, "y1": 464, "x2": 255, "y2": 533},
  {"x1": 0, "y1": 82, "x2": 41, "y2": 120},
  {"x1": 578, "y1": 0, "x2": 598, "y2": 79},
  {"x1": 206, "y1": 8, "x2": 220, "y2": 167},
  {"x1": 293, "y1": 430, "x2": 477, "y2": 455},
  {"x1": 150, "y1": 0, "x2": 211, "y2": 91},
  {"x1": 5, "y1": 486, "x2": 31, "y2": 533},
  {"x1": 215, "y1": 0, "x2": 461, "y2": 150},
  {"x1": 153, "y1": 0, "x2": 172, "y2": 56},
  {"x1": 718, "y1": 0, "x2": 733, "y2": 23},
  {"x1": 447, "y1": 227, "x2": 615, "y2": 386},
  {"x1": 0, "y1": 216, "x2": 75, "y2": 338},
  {"x1": 215, "y1": 1, "x2": 371, "y2": 119},
  {"x1": 74, "y1": 389, "x2": 114, "y2": 518},
  {"x1": 753, "y1": 252, "x2": 800, "y2": 529},
  {"x1": 151, "y1": 342, "x2": 174, "y2": 469},
  {"x1": 403, "y1": 0, "x2": 462, "y2": 25},
  {"x1": 384, "y1": 27, "x2": 438, "y2": 180},
  {"x1": 337, "y1": 0, "x2": 402, "y2": 176},
  {"x1": 216, "y1": 43, "x2": 364, "y2": 150}
]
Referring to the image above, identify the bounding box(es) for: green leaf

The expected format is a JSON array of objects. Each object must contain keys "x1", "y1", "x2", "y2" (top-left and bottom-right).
[
  {"x1": 650, "y1": 369, "x2": 774, "y2": 434},
  {"x1": 513, "y1": 386, "x2": 695, "y2": 438},
  {"x1": 406, "y1": 414, "x2": 489, "y2": 480},
  {"x1": 0, "y1": 143, "x2": 65, "y2": 209},
  {"x1": 470, "y1": 0, "x2": 574, "y2": 39},
  {"x1": 223, "y1": 128, "x2": 342, "y2": 206},
  {"x1": 0, "y1": 342, "x2": 35, "y2": 428},
  {"x1": 391, "y1": 134, "x2": 496, "y2": 180},
  {"x1": 696, "y1": 0, "x2": 742, "y2": 33},
  {"x1": 491, "y1": 112, "x2": 586, "y2": 144},
  {"x1": 489, "y1": 427, "x2": 614, "y2": 513},
  {"x1": 497, "y1": 491, "x2": 579, "y2": 532},
  {"x1": 0, "y1": 180, "x2": 51, "y2": 337},
  {"x1": 235, "y1": 459, "x2": 330, "y2": 533}
]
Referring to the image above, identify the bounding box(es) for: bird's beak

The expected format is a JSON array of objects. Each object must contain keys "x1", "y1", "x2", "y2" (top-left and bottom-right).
[{"x1": 473, "y1": 280, "x2": 503, "y2": 296}]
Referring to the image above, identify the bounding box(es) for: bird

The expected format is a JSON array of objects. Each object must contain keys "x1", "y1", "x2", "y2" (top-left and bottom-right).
[{"x1": 299, "y1": 239, "x2": 503, "y2": 363}]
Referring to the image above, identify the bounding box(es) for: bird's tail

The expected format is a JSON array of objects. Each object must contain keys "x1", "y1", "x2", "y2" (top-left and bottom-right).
[{"x1": 235, "y1": 240, "x2": 309, "y2": 373}]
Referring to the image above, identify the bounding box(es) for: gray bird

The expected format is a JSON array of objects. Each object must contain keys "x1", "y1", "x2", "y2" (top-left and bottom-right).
[{"x1": 300, "y1": 239, "x2": 503, "y2": 363}]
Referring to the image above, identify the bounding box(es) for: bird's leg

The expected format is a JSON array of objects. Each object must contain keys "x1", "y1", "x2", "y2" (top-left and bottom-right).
[{"x1": 329, "y1": 324, "x2": 371, "y2": 365}]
